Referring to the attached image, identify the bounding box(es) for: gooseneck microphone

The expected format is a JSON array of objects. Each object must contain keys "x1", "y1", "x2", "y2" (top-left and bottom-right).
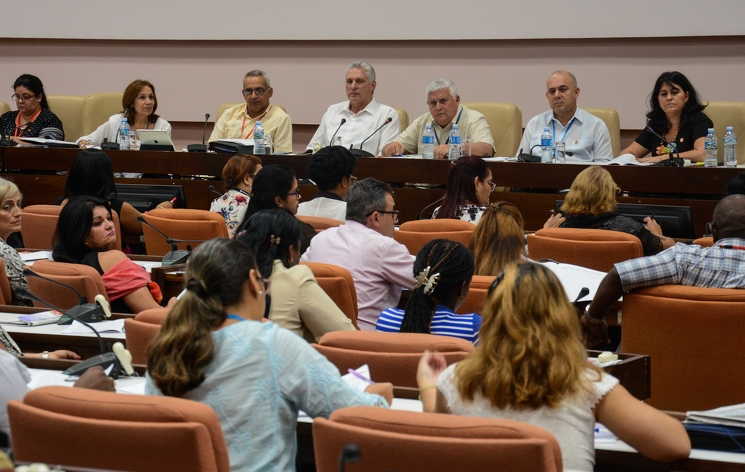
[
  {"x1": 187, "y1": 113, "x2": 212, "y2": 152},
  {"x1": 137, "y1": 216, "x2": 203, "y2": 265},
  {"x1": 207, "y1": 184, "x2": 222, "y2": 197},
  {"x1": 201, "y1": 112, "x2": 210, "y2": 145},
  {"x1": 22, "y1": 269, "x2": 110, "y2": 325},
  {"x1": 0, "y1": 127, "x2": 16, "y2": 147},
  {"x1": 328, "y1": 118, "x2": 347, "y2": 147},
  {"x1": 355, "y1": 117, "x2": 393, "y2": 155},
  {"x1": 574, "y1": 286, "x2": 590, "y2": 303}
]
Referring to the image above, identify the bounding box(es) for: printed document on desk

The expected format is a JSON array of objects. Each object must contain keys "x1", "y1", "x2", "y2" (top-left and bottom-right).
[
  {"x1": 539, "y1": 261, "x2": 605, "y2": 302},
  {"x1": 63, "y1": 319, "x2": 125, "y2": 335}
]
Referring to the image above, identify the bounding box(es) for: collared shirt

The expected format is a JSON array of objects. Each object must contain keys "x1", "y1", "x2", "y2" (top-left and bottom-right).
[
  {"x1": 395, "y1": 106, "x2": 494, "y2": 155},
  {"x1": 517, "y1": 108, "x2": 612, "y2": 161},
  {"x1": 145, "y1": 321, "x2": 386, "y2": 472},
  {"x1": 615, "y1": 238, "x2": 745, "y2": 292},
  {"x1": 297, "y1": 192, "x2": 347, "y2": 221},
  {"x1": 376, "y1": 305, "x2": 481, "y2": 344},
  {"x1": 306, "y1": 99, "x2": 400, "y2": 156},
  {"x1": 0, "y1": 350, "x2": 29, "y2": 436},
  {"x1": 300, "y1": 221, "x2": 415, "y2": 330},
  {"x1": 209, "y1": 104, "x2": 293, "y2": 153}
]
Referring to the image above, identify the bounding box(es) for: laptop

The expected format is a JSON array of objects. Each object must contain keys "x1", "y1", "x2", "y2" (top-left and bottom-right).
[{"x1": 135, "y1": 129, "x2": 175, "y2": 151}]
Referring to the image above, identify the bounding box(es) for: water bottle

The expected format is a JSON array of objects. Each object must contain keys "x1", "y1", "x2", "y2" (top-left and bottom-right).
[
  {"x1": 421, "y1": 123, "x2": 435, "y2": 159},
  {"x1": 448, "y1": 123, "x2": 462, "y2": 160},
  {"x1": 724, "y1": 126, "x2": 737, "y2": 168},
  {"x1": 540, "y1": 127, "x2": 553, "y2": 163},
  {"x1": 253, "y1": 121, "x2": 266, "y2": 155},
  {"x1": 118, "y1": 117, "x2": 130, "y2": 150},
  {"x1": 704, "y1": 128, "x2": 718, "y2": 168}
]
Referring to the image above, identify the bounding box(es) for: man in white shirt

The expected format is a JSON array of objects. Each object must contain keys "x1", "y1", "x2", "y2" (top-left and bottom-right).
[
  {"x1": 382, "y1": 79, "x2": 494, "y2": 159},
  {"x1": 306, "y1": 62, "x2": 400, "y2": 156},
  {"x1": 517, "y1": 70, "x2": 612, "y2": 161},
  {"x1": 297, "y1": 146, "x2": 357, "y2": 221},
  {"x1": 301, "y1": 178, "x2": 415, "y2": 330}
]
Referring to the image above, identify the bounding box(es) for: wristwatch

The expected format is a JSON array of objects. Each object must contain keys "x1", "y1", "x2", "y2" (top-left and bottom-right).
[{"x1": 41, "y1": 351, "x2": 49, "y2": 359}]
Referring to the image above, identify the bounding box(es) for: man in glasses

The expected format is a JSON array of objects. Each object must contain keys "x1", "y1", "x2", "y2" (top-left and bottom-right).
[
  {"x1": 209, "y1": 69, "x2": 293, "y2": 153},
  {"x1": 302, "y1": 178, "x2": 415, "y2": 330},
  {"x1": 306, "y1": 61, "x2": 400, "y2": 156},
  {"x1": 297, "y1": 146, "x2": 358, "y2": 221}
]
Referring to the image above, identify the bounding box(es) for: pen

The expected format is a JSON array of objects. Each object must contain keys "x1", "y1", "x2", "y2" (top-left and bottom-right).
[{"x1": 347, "y1": 368, "x2": 373, "y2": 384}]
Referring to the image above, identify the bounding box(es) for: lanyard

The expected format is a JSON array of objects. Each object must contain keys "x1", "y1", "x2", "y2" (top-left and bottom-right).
[
  {"x1": 240, "y1": 105, "x2": 271, "y2": 139},
  {"x1": 551, "y1": 117, "x2": 576, "y2": 144},
  {"x1": 226, "y1": 314, "x2": 247, "y2": 322},
  {"x1": 433, "y1": 108, "x2": 464, "y2": 145},
  {"x1": 14, "y1": 109, "x2": 42, "y2": 137}
]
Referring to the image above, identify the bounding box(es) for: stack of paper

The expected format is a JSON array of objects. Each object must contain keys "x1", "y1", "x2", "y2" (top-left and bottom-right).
[{"x1": 687, "y1": 403, "x2": 745, "y2": 428}]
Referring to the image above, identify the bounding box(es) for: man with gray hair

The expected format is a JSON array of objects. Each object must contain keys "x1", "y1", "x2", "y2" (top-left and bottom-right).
[
  {"x1": 209, "y1": 70, "x2": 293, "y2": 152},
  {"x1": 383, "y1": 78, "x2": 494, "y2": 158},
  {"x1": 306, "y1": 62, "x2": 400, "y2": 156},
  {"x1": 301, "y1": 178, "x2": 415, "y2": 330}
]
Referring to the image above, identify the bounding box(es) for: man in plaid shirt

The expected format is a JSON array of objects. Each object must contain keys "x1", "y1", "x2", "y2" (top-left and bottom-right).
[{"x1": 584, "y1": 194, "x2": 745, "y2": 346}]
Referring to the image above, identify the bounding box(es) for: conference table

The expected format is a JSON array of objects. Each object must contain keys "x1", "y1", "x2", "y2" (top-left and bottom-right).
[{"x1": 0, "y1": 146, "x2": 739, "y2": 234}]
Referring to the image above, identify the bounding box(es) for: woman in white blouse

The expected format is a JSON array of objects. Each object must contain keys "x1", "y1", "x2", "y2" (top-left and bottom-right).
[
  {"x1": 77, "y1": 79, "x2": 171, "y2": 147},
  {"x1": 417, "y1": 262, "x2": 690, "y2": 472}
]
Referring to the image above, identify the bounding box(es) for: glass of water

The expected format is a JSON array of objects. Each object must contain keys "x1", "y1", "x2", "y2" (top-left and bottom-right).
[{"x1": 554, "y1": 141, "x2": 566, "y2": 163}]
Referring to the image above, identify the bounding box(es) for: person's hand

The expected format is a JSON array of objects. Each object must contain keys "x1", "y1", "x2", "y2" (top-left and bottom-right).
[
  {"x1": 581, "y1": 314, "x2": 610, "y2": 349},
  {"x1": 382, "y1": 142, "x2": 404, "y2": 157},
  {"x1": 166, "y1": 296, "x2": 178, "y2": 308},
  {"x1": 78, "y1": 140, "x2": 91, "y2": 149},
  {"x1": 644, "y1": 216, "x2": 664, "y2": 237},
  {"x1": 155, "y1": 199, "x2": 174, "y2": 209},
  {"x1": 543, "y1": 212, "x2": 565, "y2": 228},
  {"x1": 73, "y1": 366, "x2": 115, "y2": 391},
  {"x1": 638, "y1": 154, "x2": 670, "y2": 164},
  {"x1": 417, "y1": 350, "x2": 447, "y2": 389},
  {"x1": 433, "y1": 144, "x2": 450, "y2": 160},
  {"x1": 364, "y1": 382, "x2": 393, "y2": 405},
  {"x1": 49, "y1": 350, "x2": 81, "y2": 360}
]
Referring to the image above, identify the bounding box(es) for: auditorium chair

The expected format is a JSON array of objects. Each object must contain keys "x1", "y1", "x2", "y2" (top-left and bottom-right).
[
  {"x1": 48, "y1": 95, "x2": 86, "y2": 141},
  {"x1": 313, "y1": 331, "x2": 473, "y2": 388},
  {"x1": 125, "y1": 307, "x2": 170, "y2": 364},
  {"x1": 8, "y1": 386, "x2": 229, "y2": 472},
  {"x1": 0, "y1": 260, "x2": 13, "y2": 305},
  {"x1": 142, "y1": 209, "x2": 228, "y2": 256},
  {"x1": 705, "y1": 101, "x2": 745, "y2": 164},
  {"x1": 314, "y1": 406, "x2": 562, "y2": 472},
  {"x1": 81, "y1": 92, "x2": 123, "y2": 137},
  {"x1": 585, "y1": 107, "x2": 621, "y2": 156},
  {"x1": 28, "y1": 260, "x2": 107, "y2": 310},
  {"x1": 456, "y1": 275, "x2": 495, "y2": 314},
  {"x1": 399, "y1": 218, "x2": 475, "y2": 233},
  {"x1": 621, "y1": 284, "x2": 745, "y2": 411},
  {"x1": 463, "y1": 102, "x2": 522, "y2": 157},
  {"x1": 395, "y1": 107, "x2": 410, "y2": 131},
  {"x1": 0, "y1": 100, "x2": 9, "y2": 115},
  {"x1": 296, "y1": 215, "x2": 343, "y2": 232},
  {"x1": 394, "y1": 228, "x2": 474, "y2": 255},
  {"x1": 692, "y1": 236, "x2": 713, "y2": 247},
  {"x1": 527, "y1": 228, "x2": 642, "y2": 272},
  {"x1": 301, "y1": 262, "x2": 358, "y2": 327},
  {"x1": 21, "y1": 205, "x2": 122, "y2": 250}
]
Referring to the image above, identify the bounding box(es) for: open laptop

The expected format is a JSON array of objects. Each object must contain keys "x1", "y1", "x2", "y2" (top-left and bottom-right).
[{"x1": 135, "y1": 129, "x2": 175, "y2": 151}]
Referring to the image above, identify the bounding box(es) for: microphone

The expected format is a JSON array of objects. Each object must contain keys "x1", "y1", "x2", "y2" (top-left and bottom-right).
[
  {"x1": 418, "y1": 195, "x2": 446, "y2": 219},
  {"x1": 137, "y1": 216, "x2": 204, "y2": 266},
  {"x1": 517, "y1": 145, "x2": 542, "y2": 163},
  {"x1": 574, "y1": 286, "x2": 590, "y2": 303},
  {"x1": 0, "y1": 127, "x2": 16, "y2": 147},
  {"x1": 22, "y1": 269, "x2": 110, "y2": 326},
  {"x1": 328, "y1": 118, "x2": 347, "y2": 148},
  {"x1": 353, "y1": 117, "x2": 393, "y2": 157},
  {"x1": 188, "y1": 113, "x2": 211, "y2": 152},
  {"x1": 338, "y1": 443, "x2": 361, "y2": 472},
  {"x1": 297, "y1": 178, "x2": 317, "y2": 187},
  {"x1": 645, "y1": 122, "x2": 668, "y2": 145},
  {"x1": 207, "y1": 184, "x2": 222, "y2": 197},
  {"x1": 112, "y1": 341, "x2": 134, "y2": 376},
  {"x1": 101, "y1": 137, "x2": 119, "y2": 151}
]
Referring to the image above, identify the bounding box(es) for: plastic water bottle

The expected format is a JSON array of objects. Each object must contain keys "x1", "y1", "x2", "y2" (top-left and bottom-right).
[
  {"x1": 253, "y1": 121, "x2": 266, "y2": 155},
  {"x1": 448, "y1": 123, "x2": 462, "y2": 160},
  {"x1": 540, "y1": 127, "x2": 553, "y2": 163},
  {"x1": 421, "y1": 123, "x2": 435, "y2": 159},
  {"x1": 704, "y1": 128, "x2": 718, "y2": 167},
  {"x1": 118, "y1": 117, "x2": 130, "y2": 150},
  {"x1": 724, "y1": 126, "x2": 737, "y2": 168}
]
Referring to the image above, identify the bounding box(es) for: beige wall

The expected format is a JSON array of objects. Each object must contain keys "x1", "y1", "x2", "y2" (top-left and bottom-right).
[{"x1": 2, "y1": 36, "x2": 744, "y2": 134}]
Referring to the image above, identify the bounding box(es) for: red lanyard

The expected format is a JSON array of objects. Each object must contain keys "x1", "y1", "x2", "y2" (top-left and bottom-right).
[
  {"x1": 14, "y1": 109, "x2": 41, "y2": 136},
  {"x1": 719, "y1": 245, "x2": 745, "y2": 250}
]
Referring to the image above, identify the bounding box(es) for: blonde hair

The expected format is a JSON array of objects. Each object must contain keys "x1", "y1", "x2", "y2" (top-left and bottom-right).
[
  {"x1": 560, "y1": 166, "x2": 619, "y2": 215},
  {"x1": 471, "y1": 202, "x2": 525, "y2": 276},
  {"x1": 0, "y1": 178, "x2": 21, "y2": 203},
  {"x1": 456, "y1": 263, "x2": 600, "y2": 409}
]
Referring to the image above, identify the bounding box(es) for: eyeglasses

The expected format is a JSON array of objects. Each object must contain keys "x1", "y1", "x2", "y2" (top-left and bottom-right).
[
  {"x1": 488, "y1": 181, "x2": 497, "y2": 192},
  {"x1": 287, "y1": 191, "x2": 302, "y2": 200},
  {"x1": 367, "y1": 209, "x2": 400, "y2": 223},
  {"x1": 11, "y1": 93, "x2": 36, "y2": 103},
  {"x1": 242, "y1": 87, "x2": 267, "y2": 97}
]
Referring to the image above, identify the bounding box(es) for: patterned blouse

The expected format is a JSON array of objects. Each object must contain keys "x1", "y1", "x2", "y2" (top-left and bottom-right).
[
  {"x1": 0, "y1": 109, "x2": 65, "y2": 141},
  {"x1": 210, "y1": 188, "x2": 250, "y2": 238},
  {"x1": 0, "y1": 238, "x2": 32, "y2": 306}
]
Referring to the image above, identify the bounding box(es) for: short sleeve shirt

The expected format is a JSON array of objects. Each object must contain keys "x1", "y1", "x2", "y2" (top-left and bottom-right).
[
  {"x1": 634, "y1": 112, "x2": 713, "y2": 155},
  {"x1": 395, "y1": 106, "x2": 494, "y2": 155}
]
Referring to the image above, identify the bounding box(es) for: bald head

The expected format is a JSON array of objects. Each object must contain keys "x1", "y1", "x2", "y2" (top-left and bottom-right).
[
  {"x1": 712, "y1": 194, "x2": 745, "y2": 241},
  {"x1": 548, "y1": 70, "x2": 578, "y2": 88}
]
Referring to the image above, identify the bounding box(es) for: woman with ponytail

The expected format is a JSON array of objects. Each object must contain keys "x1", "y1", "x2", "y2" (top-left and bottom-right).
[
  {"x1": 417, "y1": 262, "x2": 690, "y2": 471},
  {"x1": 146, "y1": 238, "x2": 389, "y2": 472},
  {"x1": 236, "y1": 209, "x2": 355, "y2": 342},
  {"x1": 470, "y1": 201, "x2": 528, "y2": 276},
  {"x1": 375, "y1": 239, "x2": 480, "y2": 343}
]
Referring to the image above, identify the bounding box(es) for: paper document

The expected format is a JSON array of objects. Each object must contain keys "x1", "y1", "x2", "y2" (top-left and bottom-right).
[
  {"x1": 19, "y1": 137, "x2": 79, "y2": 147},
  {"x1": 20, "y1": 250, "x2": 52, "y2": 262},
  {"x1": 0, "y1": 310, "x2": 61, "y2": 326},
  {"x1": 63, "y1": 318, "x2": 125, "y2": 335},
  {"x1": 133, "y1": 260, "x2": 162, "y2": 272},
  {"x1": 687, "y1": 403, "x2": 745, "y2": 428},
  {"x1": 538, "y1": 261, "x2": 606, "y2": 302},
  {"x1": 342, "y1": 364, "x2": 373, "y2": 392},
  {"x1": 605, "y1": 154, "x2": 654, "y2": 166},
  {"x1": 482, "y1": 156, "x2": 518, "y2": 162}
]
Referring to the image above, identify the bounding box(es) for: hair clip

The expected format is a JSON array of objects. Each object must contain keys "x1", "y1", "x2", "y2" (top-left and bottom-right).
[
  {"x1": 269, "y1": 234, "x2": 281, "y2": 246},
  {"x1": 414, "y1": 266, "x2": 441, "y2": 295}
]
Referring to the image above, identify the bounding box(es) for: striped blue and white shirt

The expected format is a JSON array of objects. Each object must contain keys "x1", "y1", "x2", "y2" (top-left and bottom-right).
[{"x1": 375, "y1": 305, "x2": 481, "y2": 344}]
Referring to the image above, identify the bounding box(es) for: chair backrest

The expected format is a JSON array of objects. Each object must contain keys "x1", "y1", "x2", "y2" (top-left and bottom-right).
[
  {"x1": 47, "y1": 95, "x2": 86, "y2": 142},
  {"x1": 692, "y1": 236, "x2": 713, "y2": 247},
  {"x1": 296, "y1": 215, "x2": 343, "y2": 232},
  {"x1": 8, "y1": 386, "x2": 229, "y2": 472},
  {"x1": 395, "y1": 107, "x2": 410, "y2": 132},
  {"x1": 21, "y1": 205, "x2": 122, "y2": 250},
  {"x1": 456, "y1": 275, "x2": 495, "y2": 314},
  {"x1": 463, "y1": 102, "x2": 522, "y2": 157},
  {"x1": 0, "y1": 101, "x2": 9, "y2": 115},
  {"x1": 28, "y1": 260, "x2": 107, "y2": 309},
  {"x1": 136, "y1": 307, "x2": 170, "y2": 324},
  {"x1": 621, "y1": 284, "x2": 745, "y2": 411},
  {"x1": 81, "y1": 92, "x2": 123, "y2": 137},
  {"x1": 314, "y1": 406, "x2": 562, "y2": 472},
  {"x1": 394, "y1": 229, "x2": 473, "y2": 255},
  {"x1": 527, "y1": 228, "x2": 643, "y2": 272},
  {"x1": 301, "y1": 262, "x2": 358, "y2": 326},
  {"x1": 215, "y1": 102, "x2": 241, "y2": 122},
  {"x1": 704, "y1": 102, "x2": 745, "y2": 164},
  {"x1": 585, "y1": 107, "x2": 621, "y2": 156},
  {"x1": 125, "y1": 318, "x2": 162, "y2": 365},
  {"x1": 0, "y1": 260, "x2": 13, "y2": 305},
  {"x1": 142, "y1": 209, "x2": 228, "y2": 256},
  {"x1": 314, "y1": 331, "x2": 473, "y2": 388},
  {"x1": 399, "y1": 218, "x2": 475, "y2": 233}
]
